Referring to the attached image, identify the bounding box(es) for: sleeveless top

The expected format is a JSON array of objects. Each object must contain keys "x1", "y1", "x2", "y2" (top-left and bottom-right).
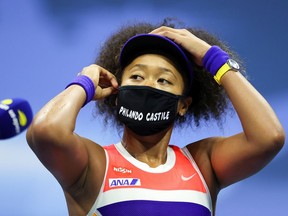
[{"x1": 87, "y1": 142, "x2": 212, "y2": 216}]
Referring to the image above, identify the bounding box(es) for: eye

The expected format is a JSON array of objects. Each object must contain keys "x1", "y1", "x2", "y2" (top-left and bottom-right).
[
  {"x1": 130, "y1": 74, "x2": 144, "y2": 81},
  {"x1": 158, "y1": 78, "x2": 172, "y2": 85}
]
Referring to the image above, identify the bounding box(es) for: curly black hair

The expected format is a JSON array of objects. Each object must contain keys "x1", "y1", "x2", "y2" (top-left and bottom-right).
[{"x1": 94, "y1": 18, "x2": 244, "y2": 129}]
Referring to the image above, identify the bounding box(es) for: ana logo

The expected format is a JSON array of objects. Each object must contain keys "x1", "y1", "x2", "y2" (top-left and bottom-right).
[
  {"x1": 113, "y1": 166, "x2": 132, "y2": 174},
  {"x1": 109, "y1": 178, "x2": 141, "y2": 188}
]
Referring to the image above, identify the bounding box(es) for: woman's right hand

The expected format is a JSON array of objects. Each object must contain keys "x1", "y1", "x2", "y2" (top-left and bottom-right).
[
  {"x1": 79, "y1": 64, "x2": 119, "y2": 100},
  {"x1": 150, "y1": 26, "x2": 211, "y2": 66}
]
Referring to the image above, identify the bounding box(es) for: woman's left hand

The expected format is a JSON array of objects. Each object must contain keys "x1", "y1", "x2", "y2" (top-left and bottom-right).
[{"x1": 150, "y1": 26, "x2": 211, "y2": 66}]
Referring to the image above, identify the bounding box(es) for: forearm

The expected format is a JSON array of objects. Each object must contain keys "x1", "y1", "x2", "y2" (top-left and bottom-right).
[
  {"x1": 221, "y1": 71, "x2": 285, "y2": 148},
  {"x1": 27, "y1": 85, "x2": 86, "y2": 144}
]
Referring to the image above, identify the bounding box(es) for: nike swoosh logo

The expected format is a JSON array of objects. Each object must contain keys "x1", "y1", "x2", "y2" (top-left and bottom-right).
[{"x1": 181, "y1": 173, "x2": 196, "y2": 181}]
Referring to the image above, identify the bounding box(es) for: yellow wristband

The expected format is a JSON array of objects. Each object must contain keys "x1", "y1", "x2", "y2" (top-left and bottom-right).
[{"x1": 213, "y1": 63, "x2": 231, "y2": 85}]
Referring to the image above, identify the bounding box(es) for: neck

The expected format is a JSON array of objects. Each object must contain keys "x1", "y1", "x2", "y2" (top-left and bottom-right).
[{"x1": 121, "y1": 126, "x2": 173, "y2": 168}]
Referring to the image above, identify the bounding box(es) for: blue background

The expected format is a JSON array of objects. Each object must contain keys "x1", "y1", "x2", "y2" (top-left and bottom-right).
[{"x1": 0, "y1": 0, "x2": 287, "y2": 215}]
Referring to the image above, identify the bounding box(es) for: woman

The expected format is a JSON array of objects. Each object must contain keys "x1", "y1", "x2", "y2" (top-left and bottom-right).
[{"x1": 26, "y1": 20, "x2": 285, "y2": 216}]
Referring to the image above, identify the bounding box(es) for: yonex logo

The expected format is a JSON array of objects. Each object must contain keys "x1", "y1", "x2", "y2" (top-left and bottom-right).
[{"x1": 109, "y1": 178, "x2": 141, "y2": 187}]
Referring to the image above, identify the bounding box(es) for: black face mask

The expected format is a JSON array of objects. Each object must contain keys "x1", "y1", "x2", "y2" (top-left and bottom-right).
[{"x1": 117, "y1": 85, "x2": 182, "y2": 136}]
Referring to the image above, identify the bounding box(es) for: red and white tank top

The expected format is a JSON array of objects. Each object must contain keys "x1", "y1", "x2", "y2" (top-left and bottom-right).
[{"x1": 87, "y1": 142, "x2": 212, "y2": 216}]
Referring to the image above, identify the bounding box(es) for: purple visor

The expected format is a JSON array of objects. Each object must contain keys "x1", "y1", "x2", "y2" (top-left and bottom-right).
[{"x1": 120, "y1": 34, "x2": 194, "y2": 86}]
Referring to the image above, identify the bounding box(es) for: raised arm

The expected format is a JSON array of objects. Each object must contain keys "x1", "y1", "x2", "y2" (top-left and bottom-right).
[
  {"x1": 151, "y1": 26, "x2": 285, "y2": 188},
  {"x1": 26, "y1": 65, "x2": 118, "y2": 189},
  {"x1": 211, "y1": 67, "x2": 285, "y2": 187}
]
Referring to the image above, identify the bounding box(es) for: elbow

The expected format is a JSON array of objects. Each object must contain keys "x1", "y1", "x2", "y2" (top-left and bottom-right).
[
  {"x1": 274, "y1": 127, "x2": 285, "y2": 150},
  {"x1": 26, "y1": 115, "x2": 70, "y2": 150},
  {"x1": 248, "y1": 125, "x2": 286, "y2": 157},
  {"x1": 26, "y1": 119, "x2": 48, "y2": 149},
  {"x1": 265, "y1": 126, "x2": 286, "y2": 154}
]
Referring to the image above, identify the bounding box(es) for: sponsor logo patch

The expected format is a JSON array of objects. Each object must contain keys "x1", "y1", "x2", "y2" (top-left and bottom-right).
[
  {"x1": 113, "y1": 166, "x2": 132, "y2": 174},
  {"x1": 109, "y1": 178, "x2": 141, "y2": 188},
  {"x1": 181, "y1": 173, "x2": 196, "y2": 181}
]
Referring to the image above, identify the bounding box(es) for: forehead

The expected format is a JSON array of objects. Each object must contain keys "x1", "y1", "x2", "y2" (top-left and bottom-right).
[{"x1": 123, "y1": 54, "x2": 184, "y2": 77}]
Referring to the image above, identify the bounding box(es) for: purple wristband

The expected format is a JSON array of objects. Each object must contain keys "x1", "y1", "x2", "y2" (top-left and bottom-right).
[
  {"x1": 202, "y1": 46, "x2": 229, "y2": 76},
  {"x1": 66, "y1": 75, "x2": 95, "y2": 106}
]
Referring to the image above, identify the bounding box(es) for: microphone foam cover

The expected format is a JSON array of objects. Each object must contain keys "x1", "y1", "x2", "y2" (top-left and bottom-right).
[{"x1": 0, "y1": 98, "x2": 33, "y2": 140}]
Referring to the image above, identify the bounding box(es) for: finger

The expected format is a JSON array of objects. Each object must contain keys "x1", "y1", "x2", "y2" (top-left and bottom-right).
[
  {"x1": 150, "y1": 26, "x2": 176, "y2": 34},
  {"x1": 99, "y1": 69, "x2": 119, "y2": 89},
  {"x1": 102, "y1": 86, "x2": 118, "y2": 97},
  {"x1": 155, "y1": 30, "x2": 186, "y2": 47},
  {"x1": 94, "y1": 86, "x2": 117, "y2": 100},
  {"x1": 150, "y1": 28, "x2": 187, "y2": 47},
  {"x1": 150, "y1": 26, "x2": 188, "y2": 37},
  {"x1": 98, "y1": 78, "x2": 118, "y2": 90}
]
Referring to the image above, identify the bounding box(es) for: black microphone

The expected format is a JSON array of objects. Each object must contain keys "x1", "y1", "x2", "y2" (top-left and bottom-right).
[{"x1": 0, "y1": 98, "x2": 33, "y2": 140}]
